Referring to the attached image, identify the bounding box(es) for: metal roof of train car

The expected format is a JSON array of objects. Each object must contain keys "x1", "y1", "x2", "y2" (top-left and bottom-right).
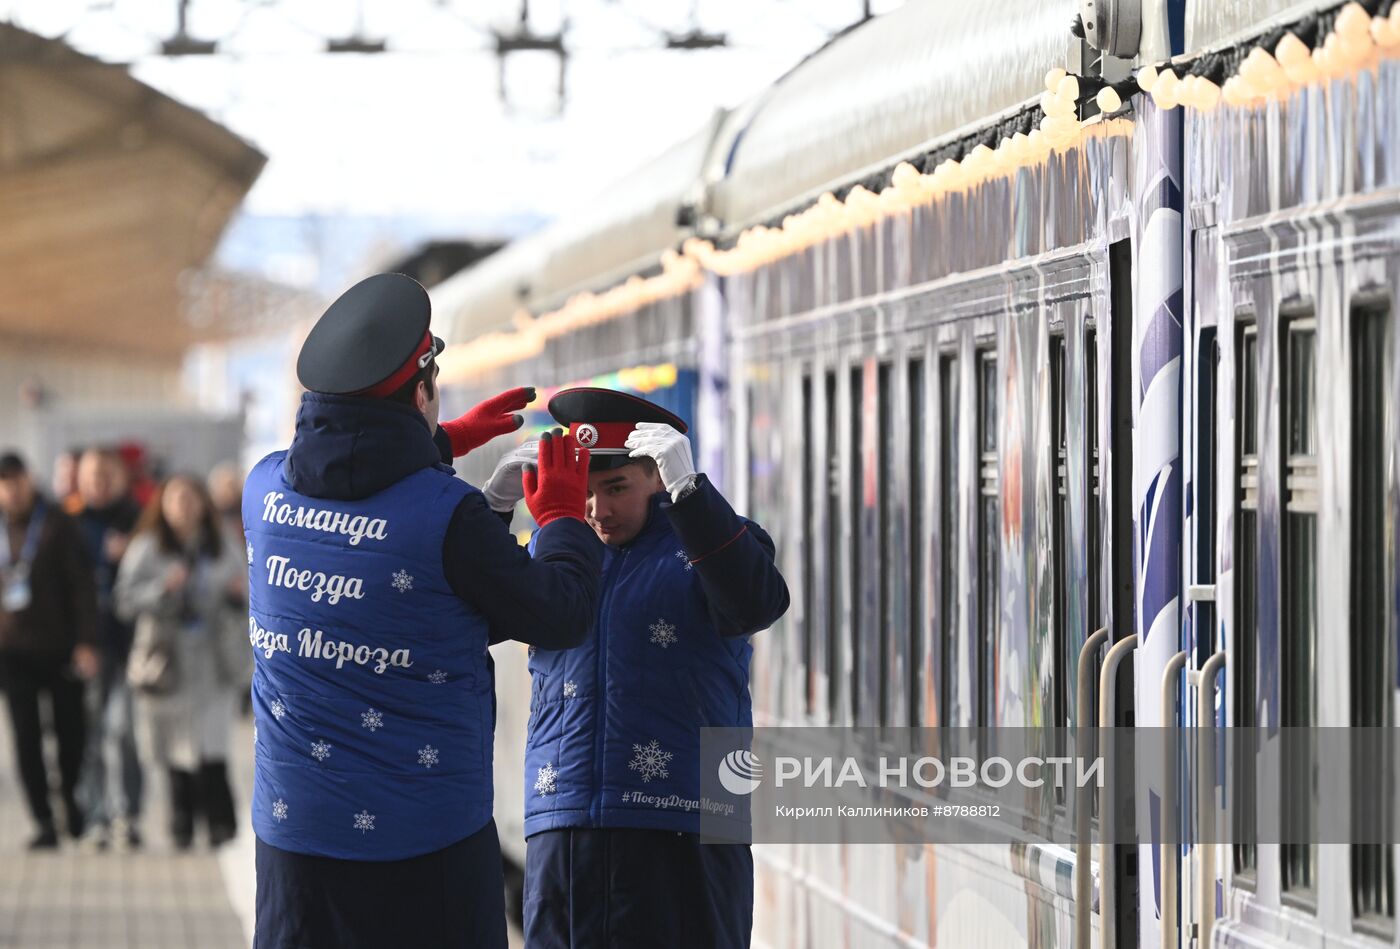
[
  {"x1": 707, "y1": 0, "x2": 1072, "y2": 230},
  {"x1": 1186, "y1": 0, "x2": 1340, "y2": 54},
  {"x1": 0, "y1": 24, "x2": 265, "y2": 357},
  {"x1": 435, "y1": 111, "x2": 724, "y2": 343},
  {"x1": 431, "y1": 235, "x2": 548, "y2": 343},
  {"x1": 527, "y1": 111, "x2": 725, "y2": 312}
]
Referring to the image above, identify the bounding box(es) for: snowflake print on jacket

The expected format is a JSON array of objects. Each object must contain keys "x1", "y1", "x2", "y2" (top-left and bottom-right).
[
  {"x1": 674, "y1": 549, "x2": 692, "y2": 571},
  {"x1": 272, "y1": 799, "x2": 288, "y2": 822},
  {"x1": 361, "y1": 708, "x2": 383, "y2": 731},
  {"x1": 353, "y1": 810, "x2": 375, "y2": 833},
  {"x1": 562, "y1": 680, "x2": 578, "y2": 699},
  {"x1": 649, "y1": 618, "x2": 678, "y2": 649},
  {"x1": 310, "y1": 740, "x2": 332, "y2": 762},
  {"x1": 270, "y1": 698, "x2": 286, "y2": 720},
  {"x1": 427, "y1": 669, "x2": 448, "y2": 685},
  {"x1": 391, "y1": 569, "x2": 413, "y2": 593},
  {"x1": 628, "y1": 739, "x2": 673, "y2": 783},
  {"x1": 535, "y1": 761, "x2": 558, "y2": 796},
  {"x1": 417, "y1": 745, "x2": 439, "y2": 769}
]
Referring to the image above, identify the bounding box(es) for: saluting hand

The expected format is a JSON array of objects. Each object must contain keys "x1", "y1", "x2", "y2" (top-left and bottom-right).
[
  {"x1": 482, "y1": 439, "x2": 539, "y2": 513},
  {"x1": 624, "y1": 423, "x2": 697, "y2": 501},
  {"x1": 522, "y1": 430, "x2": 590, "y2": 526},
  {"x1": 439, "y1": 386, "x2": 536, "y2": 458}
]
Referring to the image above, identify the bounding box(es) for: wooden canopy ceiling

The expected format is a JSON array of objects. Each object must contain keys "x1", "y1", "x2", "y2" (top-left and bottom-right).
[{"x1": 0, "y1": 25, "x2": 265, "y2": 359}]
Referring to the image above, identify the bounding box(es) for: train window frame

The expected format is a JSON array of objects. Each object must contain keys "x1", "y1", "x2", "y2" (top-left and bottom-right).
[
  {"x1": 801, "y1": 369, "x2": 816, "y2": 720},
  {"x1": 975, "y1": 344, "x2": 999, "y2": 730},
  {"x1": 1085, "y1": 322, "x2": 1103, "y2": 822},
  {"x1": 1049, "y1": 331, "x2": 1070, "y2": 808},
  {"x1": 938, "y1": 350, "x2": 960, "y2": 732},
  {"x1": 825, "y1": 368, "x2": 841, "y2": 726},
  {"x1": 1279, "y1": 305, "x2": 1318, "y2": 909},
  {"x1": 1085, "y1": 323, "x2": 1101, "y2": 631},
  {"x1": 908, "y1": 353, "x2": 928, "y2": 731},
  {"x1": 1350, "y1": 294, "x2": 1395, "y2": 932},
  {"x1": 1232, "y1": 314, "x2": 1260, "y2": 883},
  {"x1": 877, "y1": 359, "x2": 895, "y2": 730},
  {"x1": 849, "y1": 362, "x2": 865, "y2": 727}
]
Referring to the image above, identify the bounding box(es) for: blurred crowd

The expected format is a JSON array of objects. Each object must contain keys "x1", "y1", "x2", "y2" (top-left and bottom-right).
[{"x1": 0, "y1": 447, "x2": 250, "y2": 853}]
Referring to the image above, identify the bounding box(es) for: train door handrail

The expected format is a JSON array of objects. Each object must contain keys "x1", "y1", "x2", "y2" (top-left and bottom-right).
[
  {"x1": 1160, "y1": 649, "x2": 1190, "y2": 949},
  {"x1": 1196, "y1": 650, "x2": 1228, "y2": 949},
  {"x1": 1097, "y1": 633, "x2": 1139, "y2": 949},
  {"x1": 1074, "y1": 626, "x2": 1109, "y2": 949}
]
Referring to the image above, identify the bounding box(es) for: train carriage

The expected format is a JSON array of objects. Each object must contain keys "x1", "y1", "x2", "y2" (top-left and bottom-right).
[{"x1": 431, "y1": 0, "x2": 1400, "y2": 945}]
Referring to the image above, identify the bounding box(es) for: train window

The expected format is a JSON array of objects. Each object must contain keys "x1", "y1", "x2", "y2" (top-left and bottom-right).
[
  {"x1": 1050, "y1": 333, "x2": 1069, "y2": 805},
  {"x1": 802, "y1": 371, "x2": 816, "y2": 718},
  {"x1": 1084, "y1": 325, "x2": 1103, "y2": 820},
  {"x1": 1233, "y1": 319, "x2": 1259, "y2": 879},
  {"x1": 1232, "y1": 317, "x2": 1265, "y2": 879},
  {"x1": 908, "y1": 355, "x2": 927, "y2": 729},
  {"x1": 1351, "y1": 298, "x2": 1394, "y2": 927},
  {"x1": 938, "y1": 353, "x2": 959, "y2": 729},
  {"x1": 1280, "y1": 311, "x2": 1318, "y2": 904},
  {"x1": 877, "y1": 361, "x2": 894, "y2": 728},
  {"x1": 1195, "y1": 328, "x2": 1219, "y2": 624},
  {"x1": 826, "y1": 370, "x2": 841, "y2": 725},
  {"x1": 1085, "y1": 327, "x2": 1100, "y2": 628},
  {"x1": 850, "y1": 364, "x2": 864, "y2": 726},
  {"x1": 976, "y1": 348, "x2": 999, "y2": 729}
]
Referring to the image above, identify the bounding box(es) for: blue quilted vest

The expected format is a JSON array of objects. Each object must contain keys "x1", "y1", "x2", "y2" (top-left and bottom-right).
[
  {"x1": 523, "y1": 492, "x2": 752, "y2": 838},
  {"x1": 244, "y1": 452, "x2": 494, "y2": 860}
]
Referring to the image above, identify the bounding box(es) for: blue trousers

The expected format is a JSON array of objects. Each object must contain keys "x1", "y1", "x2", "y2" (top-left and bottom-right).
[
  {"x1": 255, "y1": 820, "x2": 507, "y2": 949},
  {"x1": 524, "y1": 828, "x2": 753, "y2": 948}
]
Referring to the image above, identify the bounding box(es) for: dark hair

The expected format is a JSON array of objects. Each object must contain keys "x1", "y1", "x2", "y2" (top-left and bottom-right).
[
  {"x1": 384, "y1": 362, "x2": 437, "y2": 407},
  {"x1": 135, "y1": 474, "x2": 224, "y2": 558},
  {"x1": 0, "y1": 451, "x2": 26, "y2": 479}
]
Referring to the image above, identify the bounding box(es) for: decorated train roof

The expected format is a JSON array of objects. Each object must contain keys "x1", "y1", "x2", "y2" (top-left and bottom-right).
[
  {"x1": 1187, "y1": 0, "x2": 1344, "y2": 54},
  {"x1": 708, "y1": 0, "x2": 1073, "y2": 230}
]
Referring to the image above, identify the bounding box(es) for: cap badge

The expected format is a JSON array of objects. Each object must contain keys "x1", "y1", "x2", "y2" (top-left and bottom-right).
[{"x1": 575, "y1": 423, "x2": 600, "y2": 448}]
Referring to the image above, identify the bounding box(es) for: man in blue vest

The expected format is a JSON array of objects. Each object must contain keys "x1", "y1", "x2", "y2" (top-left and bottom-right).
[
  {"x1": 245, "y1": 273, "x2": 601, "y2": 949},
  {"x1": 488, "y1": 387, "x2": 789, "y2": 948}
]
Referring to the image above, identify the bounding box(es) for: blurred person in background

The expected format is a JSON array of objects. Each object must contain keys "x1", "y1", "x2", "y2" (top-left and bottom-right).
[
  {"x1": 115, "y1": 475, "x2": 248, "y2": 849},
  {"x1": 207, "y1": 461, "x2": 244, "y2": 541},
  {"x1": 0, "y1": 451, "x2": 100, "y2": 849},
  {"x1": 51, "y1": 449, "x2": 83, "y2": 515},
  {"x1": 74, "y1": 447, "x2": 144, "y2": 850},
  {"x1": 116, "y1": 442, "x2": 157, "y2": 508}
]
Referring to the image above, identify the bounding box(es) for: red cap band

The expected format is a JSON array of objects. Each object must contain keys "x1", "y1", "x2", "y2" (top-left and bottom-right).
[
  {"x1": 358, "y1": 329, "x2": 434, "y2": 398},
  {"x1": 567, "y1": 421, "x2": 637, "y2": 453}
]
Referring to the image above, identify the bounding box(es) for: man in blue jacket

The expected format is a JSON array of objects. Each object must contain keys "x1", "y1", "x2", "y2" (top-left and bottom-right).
[
  {"x1": 245, "y1": 273, "x2": 601, "y2": 949},
  {"x1": 488, "y1": 387, "x2": 789, "y2": 948}
]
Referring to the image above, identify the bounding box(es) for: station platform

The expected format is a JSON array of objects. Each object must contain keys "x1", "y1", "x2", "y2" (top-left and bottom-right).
[
  {"x1": 0, "y1": 706, "x2": 525, "y2": 949},
  {"x1": 0, "y1": 708, "x2": 251, "y2": 949}
]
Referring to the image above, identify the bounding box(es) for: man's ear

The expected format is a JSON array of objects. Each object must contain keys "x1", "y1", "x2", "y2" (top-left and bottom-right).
[{"x1": 415, "y1": 380, "x2": 429, "y2": 414}]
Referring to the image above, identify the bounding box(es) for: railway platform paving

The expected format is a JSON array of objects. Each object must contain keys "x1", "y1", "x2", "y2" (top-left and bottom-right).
[
  {"x1": 0, "y1": 708, "x2": 251, "y2": 949},
  {"x1": 0, "y1": 708, "x2": 525, "y2": 949}
]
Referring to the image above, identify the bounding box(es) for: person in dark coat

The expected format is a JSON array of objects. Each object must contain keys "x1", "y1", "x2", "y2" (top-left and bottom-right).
[
  {"x1": 248, "y1": 273, "x2": 602, "y2": 949},
  {"x1": 487, "y1": 389, "x2": 789, "y2": 948},
  {"x1": 74, "y1": 447, "x2": 145, "y2": 850},
  {"x1": 0, "y1": 451, "x2": 100, "y2": 849}
]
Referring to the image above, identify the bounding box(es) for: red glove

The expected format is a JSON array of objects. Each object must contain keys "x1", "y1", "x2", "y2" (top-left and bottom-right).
[
  {"x1": 523, "y1": 430, "x2": 590, "y2": 526},
  {"x1": 439, "y1": 387, "x2": 535, "y2": 458}
]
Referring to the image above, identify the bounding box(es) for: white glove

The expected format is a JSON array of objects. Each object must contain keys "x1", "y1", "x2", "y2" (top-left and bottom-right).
[
  {"x1": 482, "y1": 439, "x2": 539, "y2": 513},
  {"x1": 625, "y1": 422, "x2": 697, "y2": 501}
]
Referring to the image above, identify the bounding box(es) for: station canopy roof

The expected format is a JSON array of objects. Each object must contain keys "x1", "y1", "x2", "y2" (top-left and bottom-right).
[{"x1": 0, "y1": 24, "x2": 265, "y2": 358}]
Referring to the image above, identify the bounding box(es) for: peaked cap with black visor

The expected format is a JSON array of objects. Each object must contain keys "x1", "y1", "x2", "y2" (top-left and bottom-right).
[
  {"x1": 547, "y1": 387, "x2": 688, "y2": 471},
  {"x1": 296, "y1": 273, "x2": 445, "y2": 396}
]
